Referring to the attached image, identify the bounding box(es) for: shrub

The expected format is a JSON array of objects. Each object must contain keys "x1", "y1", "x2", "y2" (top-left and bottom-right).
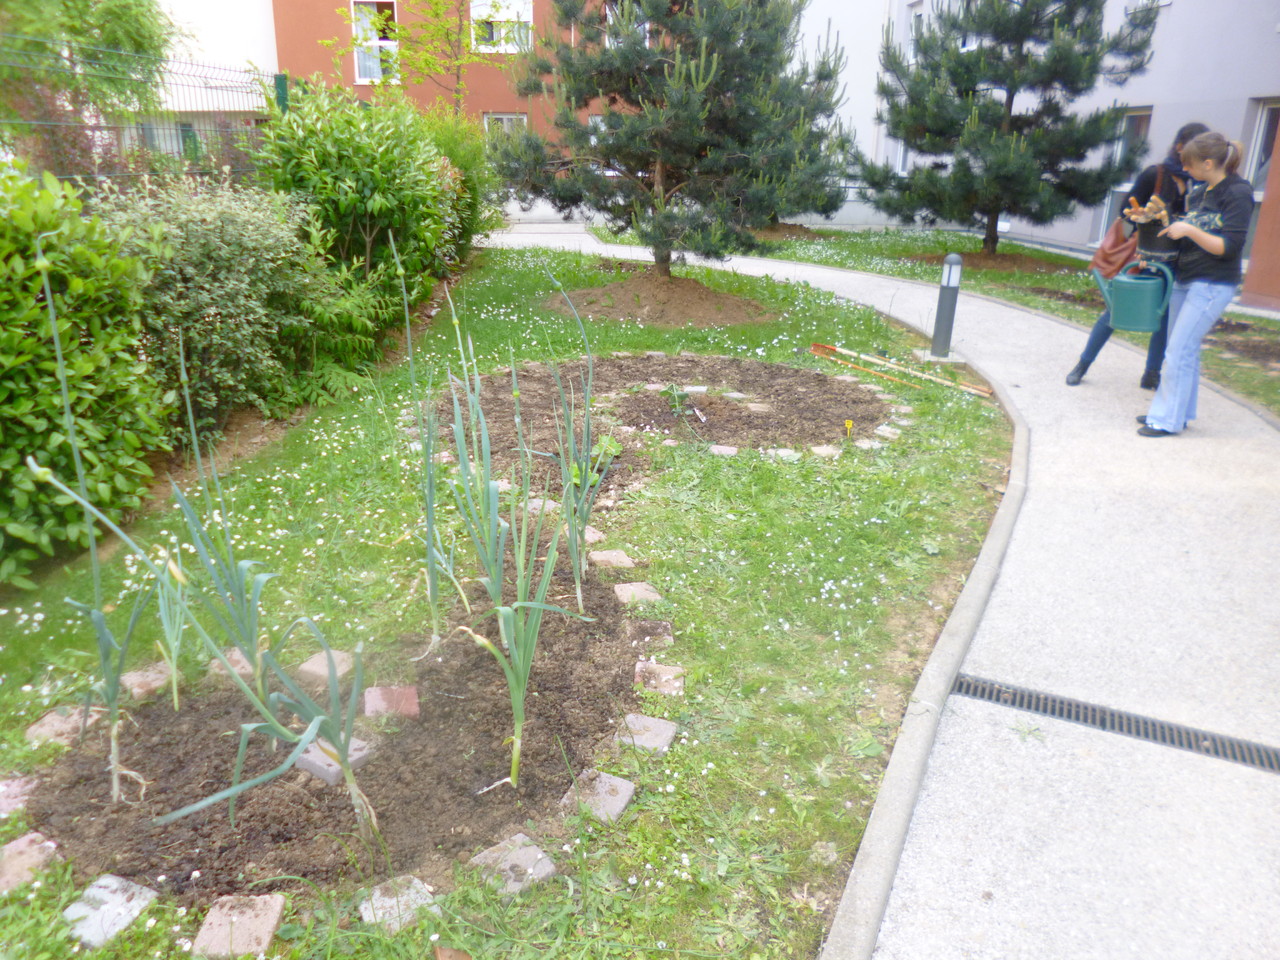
[
  {"x1": 0, "y1": 165, "x2": 170, "y2": 589},
  {"x1": 94, "y1": 176, "x2": 390, "y2": 439},
  {"x1": 252, "y1": 83, "x2": 466, "y2": 297},
  {"x1": 417, "y1": 106, "x2": 503, "y2": 259}
]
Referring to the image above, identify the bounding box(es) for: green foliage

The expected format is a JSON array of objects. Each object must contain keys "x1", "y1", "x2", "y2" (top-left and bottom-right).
[
  {"x1": 94, "y1": 176, "x2": 386, "y2": 440},
  {"x1": 417, "y1": 106, "x2": 504, "y2": 258},
  {"x1": 496, "y1": 0, "x2": 851, "y2": 275},
  {"x1": 252, "y1": 83, "x2": 468, "y2": 298},
  {"x1": 854, "y1": 0, "x2": 1160, "y2": 253},
  {"x1": 0, "y1": 165, "x2": 169, "y2": 590}
]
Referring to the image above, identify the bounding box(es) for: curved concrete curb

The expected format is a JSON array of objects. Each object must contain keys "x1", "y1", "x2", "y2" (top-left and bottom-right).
[{"x1": 817, "y1": 362, "x2": 1029, "y2": 960}]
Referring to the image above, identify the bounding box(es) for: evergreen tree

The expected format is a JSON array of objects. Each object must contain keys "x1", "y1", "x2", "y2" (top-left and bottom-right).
[
  {"x1": 856, "y1": 0, "x2": 1159, "y2": 254},
  {"x1": 495, "y1": 0, "x2": 850, "y2": 276}
]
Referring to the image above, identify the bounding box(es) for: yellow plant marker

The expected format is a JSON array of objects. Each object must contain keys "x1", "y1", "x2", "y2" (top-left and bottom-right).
[{"x1": 845, "y1": 419, "x2": 853, "y2": 437}]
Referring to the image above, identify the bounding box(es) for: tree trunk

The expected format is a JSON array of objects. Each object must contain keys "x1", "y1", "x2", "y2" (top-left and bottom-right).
[
  {"x1": 982, "y1": 213, "x2": 1000, "y2": 255},
  {"x1": 653, "y1": 159, "x2": 672, "y2": 277},
  {"x1": 653, "y1": 246, "x2": 672, "y2": 277}
]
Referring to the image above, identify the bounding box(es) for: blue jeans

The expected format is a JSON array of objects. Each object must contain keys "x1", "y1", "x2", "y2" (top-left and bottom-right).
[
  {"x1": 1144, "y1": 281, "x2": 1237, "y2": 433},
  {"x1": 1079, "y1": 308, "x2": 1169, "y2": 372}
]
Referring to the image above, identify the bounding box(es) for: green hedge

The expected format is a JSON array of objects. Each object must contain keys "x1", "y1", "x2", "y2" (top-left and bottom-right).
[
  {"x1": 252, "y1": 84, "x2": 477, "y2": 298},
  {"x1": 0, "y1": 166, "x2": 170, "y2": 589}
]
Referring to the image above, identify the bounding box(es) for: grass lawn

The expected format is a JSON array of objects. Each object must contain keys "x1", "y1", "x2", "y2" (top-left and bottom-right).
[{"x1": 0, "y1": 247, "x2": 1009, "y2": 959}]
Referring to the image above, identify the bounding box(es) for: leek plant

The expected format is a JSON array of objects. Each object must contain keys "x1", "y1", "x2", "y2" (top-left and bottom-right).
[
  {"x1": 154, "y1": 549, "x2": 188, "y2": 710},
  {"x1": 539, "y1": 272, "x2": 620, "y2": 612}
]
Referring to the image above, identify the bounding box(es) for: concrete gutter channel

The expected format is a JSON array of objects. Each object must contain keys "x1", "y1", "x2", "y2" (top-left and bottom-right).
[{"x1": 484, "y1": 227, "x2": 1280, "y2": 958}]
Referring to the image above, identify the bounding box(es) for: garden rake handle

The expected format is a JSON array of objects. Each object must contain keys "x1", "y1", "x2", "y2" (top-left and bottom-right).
[
  {"x1": 808, "y1": 346, "x2": 923, "y2": 389},
  {"x1": 812, "y1": 343, "x2": 992, "y2": 398}
]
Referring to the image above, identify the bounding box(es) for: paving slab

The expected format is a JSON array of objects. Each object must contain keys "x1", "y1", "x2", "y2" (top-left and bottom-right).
[
  {"x1": 810, "y1": 444, "x2": 842, "y2": 458},
  {"x1": 583, "y1": 525, "x2": 606, "y2": 544},
  {"x1": 708, "y1": 444, "x2": 738, "y2": 456},
  {"x1": 358, "y1": 875, "x2": 440, "y2": 933},
  {"x1": 588, "y1": 549, "x2": 635, "y2": 568},
  {"x1": 873, "y1": 425, "x2": 901, "y2": 440},
  {"x1": 296, "y1": 650, "x2": 353, "y2": 690},
  {"x1": 364, "y1": 686, "x2": 420, "y2": 719},
  {"x1": 0, "y1": 832, "x2": 59, "y2": 893},
  {"x1": 25, "y1": 705, "x2": 102, "y2": 746},
  {"x1": 0, "y1": 776, "x2": 37, "y2": 816},
  {"x1": 469, "y1": 833, "x2": 556, "y2": 895},
  {"x1": 63, "y1": 875, "x2": 157, "y2": 948},
  {"x1": 614, "y1": 582, "x2": 662, "y2": 604},
  {"x1": 616, "y1": 714, "x2": 678, "y2": 755},
  {"x1": 120, "y1": 661, "x2": 172, "y2": 700},
  {"x1": 207, "y1": 648, "x2": 254, "y2": 683},
  {"x1": 296, "y1": 738, "x2": 372, "y2": 786},
  {"x1": 560, "y1": 770, "x2": 636, "y2": 823},
  {"x1": 192, "y1": 894, "x2": 286, "y2": 959},
  {"x1": 634, "y1": 661, "x2": 685, "y2": 695}
]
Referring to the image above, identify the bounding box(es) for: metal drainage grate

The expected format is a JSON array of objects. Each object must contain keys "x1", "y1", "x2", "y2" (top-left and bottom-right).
[{"x1": 952, "y1": 674, "x2": 1280, "y2": 775}]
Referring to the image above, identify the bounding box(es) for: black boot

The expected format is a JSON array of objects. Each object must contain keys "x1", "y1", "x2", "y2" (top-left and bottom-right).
[
  {"x1": 1140, "y1": 370, "x2": 1160, "y2": 390},
  {"x1": 1065, "y1": 361, "x2": 1089, "y2": 386}
]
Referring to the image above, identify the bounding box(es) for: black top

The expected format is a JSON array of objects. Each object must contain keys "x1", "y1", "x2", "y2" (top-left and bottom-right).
[
  {"x1": 1174, "y1": 173, "x2": 1255, "y2": 284},
  {"x1": 1128, "y1": 160, "x2": 1189, "y2": 263}
]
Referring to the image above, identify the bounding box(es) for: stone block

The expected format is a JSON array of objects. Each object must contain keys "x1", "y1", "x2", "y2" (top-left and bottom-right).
[
  {"x1": 526, "y1": 497, "x2": 559, "y2": 515},
  {"x1": 0, "y1": 832, "x2": 59, "y2": 893},
  {"x1": 745, "y1": 402, "x2": 772, "y2": 413},
  {"x1": 644, "y1": 382, "x2": 666, "y2": 391},
  {"x1": 722, "y1": 391, "x2": 748, "y2": 400},
  {"x1": 891, "y1": 405, "x2": 914, "y2": 414},
  {"x1": 764, "y1": 448, "x2": 802, "y2": 462},
  {"x1": 296, "y1": 738, "x2": 371, "y2": 786},
  {"x1": 587, "y1": 549, "x2": 635, "y2": 569},
  {"x1": 469, "y1": 833, "x2": 555, "y2": 895},
  {"x1": 63, "y1": 875, "x2": 157, "y2": 948},
  {"x1": 854, "y1": 438, "x2": 884, "y2": 450},
  {"x1": 560, "y1": 771, "x2": 636, "y2": 823},
  {"x1": 611, "y1": 351, "x2": 633, "y2": 358},
  {"x1": 363, "y1": 686, "x2": 420, "y2": 719},
  {"x1": 645, "y1": 351, "x2": 667, "y2": 358},
  {"x1": 857, "y1": 383, "x2": 879, "y2": 392},
  {"x1": 614, "y1": 582, "x2": 662, "y2": 604},
  {"x1": 874, "y1": 425, "x2": 902, "y2": 440},
  {"x1": 833, "y1": 375, "x2": 858, "y2": 383},
  {"x1": 25, "y1": 706, "x2": 102, "y2": 747},
  {"x1": 358, "y1": 875, "x2": 439, "y2": 933},
  {"x1": 193, "y1": 894, "x2": 286, "y2": 959},
  {"x1": 207, "y1": 648, "x2": 254, "y2": 683},
  {"x1": 708, "y1": 445, "x2": 738, "y2": 456},
  {"x1": 622, "y1": 619, "x2": 675, "y2": 648},
  {"x1": 296, "y1": 650, "x2": 354, "y2": 691},
  {"x1": 661, "y1": 439, "x2": 680, "y2": 446},
  {"x1": 893, "y1": 418, "x2": 915, "y2": 427},
  {"x1": 874, "y1": 392, "x2": 895, "y2": 401},
  {"x1": 120, "y1": 662, "x2": 172, "y2": 701},
  {"x1": 583, "y1": 525, "x2": 606, "y2": 544},
  {"x1": 683, "y1": 385, "x2": 708, "y2": 394},
  {"x1": 616, "y1": 714, "x2": 678, "y2": 755},
  {"x1": 634, "y1": 661, "x2": 686, "y2": 695},
  {"x1": 0, "y1": 776, "x2": 37, "y2": 816},
  {"x1": 810, "y1": 445, "x2": 841, "y2": 458}
]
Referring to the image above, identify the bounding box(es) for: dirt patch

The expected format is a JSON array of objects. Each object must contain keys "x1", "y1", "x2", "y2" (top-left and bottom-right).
[
  {"x1": 545, "y1": 268, "x2": 778, "y2": 327},
  {"x1": 28, "y1": 353, "x2": 898, "y2": 907},
  {"x1": 910, "y1": 251, "x2": 1070, "y2": 274},
  {"x1": 1019, "y1": 285, "x2": 1104, "y2": 308},
  {"x1": 1212, "y1": 330, "x2": 1280, "y2": 366},
  {"x1": 26, "y1": 577, "x2": 644, "y2": 906},
  {"x1": 753, "y1": 222, "x2": 827, "y2": 242}
]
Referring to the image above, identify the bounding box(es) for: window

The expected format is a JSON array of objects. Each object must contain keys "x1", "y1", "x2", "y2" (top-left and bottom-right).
[
  {"x1": 906, "y1": 1, "x2": 924, "y2": 63},
  {"x1": 1097, "y1": 109, "x2": 1151, "y2": 241},
  {"x1": 354, "y1": 1, "x2": 398, "y2": 84},
  {"x1": 483, "y1": 113, "x2": 527, "y2": 135},
  {"x1": 471, "y1": 0, "x2": 532, "y2": 54},
  {"x1": 958, "y1": 0, "x2": 979, "y2": 51},
  {"x1": 893, "y1": 138, "x2": 911, "y2": 175},
  {"x1": 1243, "y1": 101, "x2": 1279, "y2": 258}
]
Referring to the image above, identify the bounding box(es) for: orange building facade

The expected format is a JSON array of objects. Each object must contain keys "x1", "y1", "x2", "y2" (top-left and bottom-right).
[{"x1": 270, "y1": 0, "x2": 558, "y2": 136}]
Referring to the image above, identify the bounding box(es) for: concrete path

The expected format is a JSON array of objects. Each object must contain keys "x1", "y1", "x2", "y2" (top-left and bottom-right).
[{"x1": 484, "y1": 223, "x2": 1280, "y2": 959}]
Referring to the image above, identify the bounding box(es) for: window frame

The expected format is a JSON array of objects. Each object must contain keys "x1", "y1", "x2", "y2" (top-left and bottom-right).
[
  {"x1": 471, "y1": 0, "x2": 532, "y2": 54},
  {"x1": 482, "y1": 112, "x2": 528, "y2": 135},
  {"x1": 1096, "y1": 109, "x2": 1152, "y2": 242}
]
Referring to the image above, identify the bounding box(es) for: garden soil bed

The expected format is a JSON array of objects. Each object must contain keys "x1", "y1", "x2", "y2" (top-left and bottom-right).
[{"x1": 27, "y1": 350, "x2": 900, "y2": 907}]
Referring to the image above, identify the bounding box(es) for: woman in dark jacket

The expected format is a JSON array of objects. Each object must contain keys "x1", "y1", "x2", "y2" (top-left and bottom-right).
[
  {"x1": 1137, "y1": 132, "x2": 1255, "y2": 437},
  {"x1": 1065, "y1": 121, "x2": 1209, "y2": 389}
]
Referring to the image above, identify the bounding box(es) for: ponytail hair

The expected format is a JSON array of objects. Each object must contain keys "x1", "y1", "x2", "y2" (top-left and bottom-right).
[{"x1": 1181, "y1": 132, "x2": 1245, "y2": 175}]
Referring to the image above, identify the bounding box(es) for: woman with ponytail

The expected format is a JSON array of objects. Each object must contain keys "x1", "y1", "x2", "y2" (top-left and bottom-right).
[{"x1": 1137, "y1": 132, "x2": 1255, "y2": 437}]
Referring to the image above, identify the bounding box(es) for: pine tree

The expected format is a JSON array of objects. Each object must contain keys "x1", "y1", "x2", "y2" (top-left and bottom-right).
[
  {"x1": 856, "y1": 0, "x2": 1159, "y2": 254},
  {"x1": 495, "y1": 0, "x2": 850, "y2": 276}
]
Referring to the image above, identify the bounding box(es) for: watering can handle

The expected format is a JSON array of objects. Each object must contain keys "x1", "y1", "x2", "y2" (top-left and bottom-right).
[{"x1": 1122, "y1": 260, "x2": 1176, "y2": 316}]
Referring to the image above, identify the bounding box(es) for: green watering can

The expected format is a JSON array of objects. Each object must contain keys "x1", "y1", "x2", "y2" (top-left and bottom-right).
[{"x1": 1092, "y1": 260, "x2": 1174, "y2": 333}]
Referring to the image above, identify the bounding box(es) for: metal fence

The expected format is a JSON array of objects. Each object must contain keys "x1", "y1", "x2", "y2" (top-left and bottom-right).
[{"x1": 0, "y1": 33, "x2": 282, "y2": 185}]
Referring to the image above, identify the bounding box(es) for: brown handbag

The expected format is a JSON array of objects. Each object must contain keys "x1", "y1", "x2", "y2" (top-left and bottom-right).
[
  {"x1": 1089, "y1": 166, "x2": 1164, "y2": 278},
  {"x1": 1088, "y1": 217, "x2": 1138, "y2": 278}
]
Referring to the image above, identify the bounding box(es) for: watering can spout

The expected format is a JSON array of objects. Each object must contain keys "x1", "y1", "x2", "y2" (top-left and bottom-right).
[{"x1": 1092, "y1": 268, "x2": 1113, "y2": 312}]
